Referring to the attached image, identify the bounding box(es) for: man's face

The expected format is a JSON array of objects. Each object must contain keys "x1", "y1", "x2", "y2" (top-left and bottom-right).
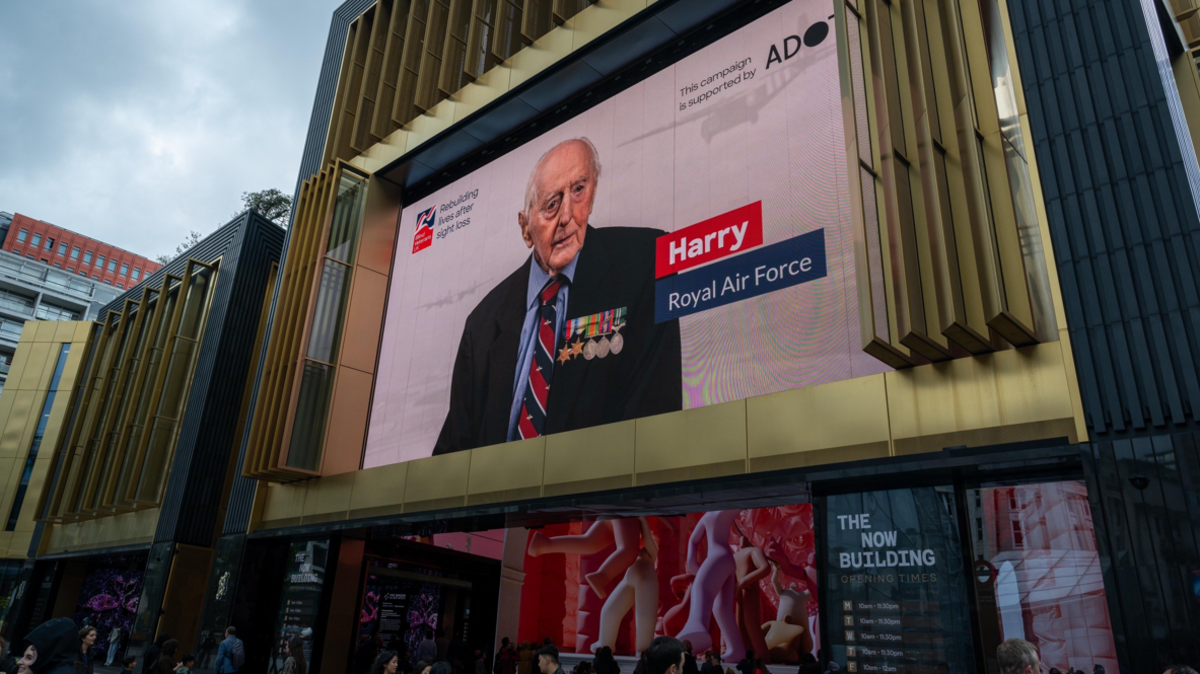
[
  {"x1": 538, "y1": 655, "x2": 558, "y2": 674},
  {"x1": 17, "y1": 645, "x2": 35, "y2": 674},
  {"x1": 519, "y1": 141, "x2": 597, "y2": 276}
]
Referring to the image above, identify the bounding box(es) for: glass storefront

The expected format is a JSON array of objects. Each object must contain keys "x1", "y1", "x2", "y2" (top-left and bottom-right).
[
  {"x1": 254, "y1": 473, "x2": 1121, "y2": 674},
  {"x1": 965, "y1": 481, "x2": 1117, "y2": 674}
]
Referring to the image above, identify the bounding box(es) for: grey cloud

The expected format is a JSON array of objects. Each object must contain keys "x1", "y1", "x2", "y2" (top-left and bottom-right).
[{"x1": 0, "y1": 0, "x2": 337, "y2": 258}]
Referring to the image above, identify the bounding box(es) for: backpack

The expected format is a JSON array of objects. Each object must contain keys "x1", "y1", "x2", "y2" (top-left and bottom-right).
[{"x1": 231, "y1": 638, "x2": 245, "y2": 671}]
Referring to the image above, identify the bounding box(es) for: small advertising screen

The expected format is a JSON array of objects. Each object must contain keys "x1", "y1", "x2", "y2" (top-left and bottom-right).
[
  {"x1": 824, "y1": 488, "x2": 976, "y2": 673},
  {"x1": 366, "y1": 0, "x2": 885, "y2": 466}
]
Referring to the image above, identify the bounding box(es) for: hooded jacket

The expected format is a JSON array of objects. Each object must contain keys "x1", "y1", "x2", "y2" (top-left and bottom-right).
[{"x1": 24, "y1": 618, "x2": 80, "y2": 674}]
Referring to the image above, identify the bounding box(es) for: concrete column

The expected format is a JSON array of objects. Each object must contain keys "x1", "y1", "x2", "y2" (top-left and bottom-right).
[{"x1": 493, "y1": 528, "x2": 529, "y2": 647}]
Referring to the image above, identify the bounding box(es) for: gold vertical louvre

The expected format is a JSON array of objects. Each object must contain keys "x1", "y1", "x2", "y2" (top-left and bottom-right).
[
  {"x1": 241, "y1": 161, "x2": 372, "y2": 477},
  {"x1": 840, "y1": 0, "x2": 1055, "y2": 370},
  {"x1": 321, "y1": 0, "x2": 596, "y2": 166},
  {"x1": 37, "y1": 261, "x2": 219, "y2": 523}
]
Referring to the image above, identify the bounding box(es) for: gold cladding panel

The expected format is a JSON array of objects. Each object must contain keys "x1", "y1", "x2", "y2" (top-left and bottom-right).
[
  {"x1": 404, "y1": 450, "x2": 471, "y2": 512},
  {"x1": 634, "y1": 401, "x2": 747, "y2": 485},
  {"x1": 543, "y1": 419, "x2": 635, "y2": 496},
  {"x1": 467, "y1": 437, "x2": 545, "y2": 505}
]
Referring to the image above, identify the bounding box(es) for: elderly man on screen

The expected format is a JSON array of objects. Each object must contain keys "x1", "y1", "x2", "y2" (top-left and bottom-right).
[{"x1": 434, "y1": 138, "x2": 682, "y2": 455}]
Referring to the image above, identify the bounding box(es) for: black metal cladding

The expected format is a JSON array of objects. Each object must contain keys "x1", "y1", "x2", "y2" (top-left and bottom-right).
[
  {"x1": 219, "y1": 0, "x2": 374, "y2": 537},
  {"x1": 294, "y1": 0, "x2": 377, "y2": 202},
  {"x1": 102, "y1": 212, "x2": 285, "y2": 547},
  {"x1": 1007, "y1": 0, "x2": 1200, "y2": 437},
  {"x1": 1080, "y1": 430, "x2": 1200, "y2": 668}
]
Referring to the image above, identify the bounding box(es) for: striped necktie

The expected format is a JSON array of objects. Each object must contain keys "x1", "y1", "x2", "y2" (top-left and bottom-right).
[{"x1": 517, "y1": 276, "x2": 565, "y2": 439}]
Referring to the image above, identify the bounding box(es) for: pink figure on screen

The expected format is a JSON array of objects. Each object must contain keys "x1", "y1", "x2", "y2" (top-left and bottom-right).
[
  {"x1": 593, "y1": 517, "x2": 659, "y2": 654},
  {"x1": 529, "y1": 518, "x2": 644, "y2": 598},
  {"x1": 529, "y1": 518, "x2": 642, "y2": 652},
  {"x1": 675, "y1": 510, "x2": 745, "y2": 662}
]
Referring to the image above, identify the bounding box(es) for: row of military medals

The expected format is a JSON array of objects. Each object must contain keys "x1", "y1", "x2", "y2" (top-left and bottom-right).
[{"x1": 560, "y1": 307, "x2": 626, "y2": 363}]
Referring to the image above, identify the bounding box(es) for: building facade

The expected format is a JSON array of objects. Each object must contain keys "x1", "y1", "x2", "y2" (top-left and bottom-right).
[
  {"x1": 0, "y1": 212, "x2": 283, "y2": 663},
  {"x1": 4, "y1": 213, "x2": 162, "y2": 290},
  {"x1": 0, "y1": 250, "x2": 122, "y2": 394},
  {"x1": 200, "y1": 0, "x2": 1200, "y2": 672},
  {"x1": 7, "y1": 0, "x2": 1200, "y2": 672}
]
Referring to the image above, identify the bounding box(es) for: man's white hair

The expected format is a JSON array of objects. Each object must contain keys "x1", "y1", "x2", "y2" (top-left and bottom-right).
[{"x1": 523, "y1": 137, "x2": 602, "y2": 213}]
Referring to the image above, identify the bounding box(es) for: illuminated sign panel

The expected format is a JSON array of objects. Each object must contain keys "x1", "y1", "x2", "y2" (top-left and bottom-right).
[{"x1": 365, "y1": 0, "x2": 888, "y2": 467}]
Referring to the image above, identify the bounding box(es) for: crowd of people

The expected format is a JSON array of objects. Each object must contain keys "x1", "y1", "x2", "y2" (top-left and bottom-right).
[
  {"x1": 3, "y1": 618, "x2": 1200, "y2": 674},
  {"x1": 0, "y1": 621, "x2": 246, "y2": 674}
]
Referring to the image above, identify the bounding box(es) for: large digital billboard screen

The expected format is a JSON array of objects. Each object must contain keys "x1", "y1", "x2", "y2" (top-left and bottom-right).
[{"x1": 365, "y1": 0, "x2": 886, "y2": 466}]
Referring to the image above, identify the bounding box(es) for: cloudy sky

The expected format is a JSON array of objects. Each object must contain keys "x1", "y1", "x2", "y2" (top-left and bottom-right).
[{"x1": 0, "y1": 1, "x2": 337, "y2": 260}]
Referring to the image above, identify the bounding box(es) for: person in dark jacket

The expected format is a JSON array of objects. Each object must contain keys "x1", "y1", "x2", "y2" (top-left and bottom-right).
[
  {"x1": 18, "y1": 617, "x2": 81, "y2": 674},
  {"x1": 0, "y1": 635, "x2": 19, "y2": 674},
  {"x1": 143, "y1": 635, "x2": 171, "y2": 674},
  {"x1": 152, "y1": 640, "x2": 179, "y2": 674},
  {"x1": 75, "y1": 627, "x2": 97, "y2": 674}
]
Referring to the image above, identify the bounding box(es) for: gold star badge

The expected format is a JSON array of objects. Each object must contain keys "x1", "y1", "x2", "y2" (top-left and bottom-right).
[
  {"x1": 570, "y1": 339, "x2": 584, "y2": 357},
  {"x1": 557, "y1": 345, "x2": 572, "y2": 364}
]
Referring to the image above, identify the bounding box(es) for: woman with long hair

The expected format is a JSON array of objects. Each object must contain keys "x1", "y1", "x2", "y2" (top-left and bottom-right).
[
  {"x1": 281, "y1": 638, "x2": 307, "y2": 674},
  {"x1": 75, "y1": 627, "x2": 97, "y2": 674},
  {"x1": 370, "y1": 650, "x2": 400, "y2": 674}
]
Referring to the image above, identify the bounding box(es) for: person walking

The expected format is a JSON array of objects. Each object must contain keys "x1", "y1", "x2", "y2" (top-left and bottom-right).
[
  {"x1": 494, "y1": 639, "x2": 515, "y2": 674},
  {"x1": 995, "y1": 639, "x2": 1039, "y2": 674},
  {"x1": 370, "y1": 652, "x2": 400, "y2": 674},
  {"x1": 280, "y1": 638, "x2": 307, "y2": 674},
  {"x1": 151, "y1": 641, "x2": 178, "y2": 674},
  {"x1": 415, "y1": 631, "x2": 436, "y2": 665},
  {"x1": 16, "y1": 617, "x2": 83, "y2": 674},
  {"x1": 104, "y1": 628, "x2": 122, "y2": 667},
  {"x1": 0, "y1": 635, "x2": 19, "y2": 674},
  {"x1": 681, "y1": 643, "x2": 698, "y2": 674},
  {"x1": 144, "y1": 635, "x2": 171, "y2": 674},
  {"x1": 75, "y1": 627, "x2": 97, "y2": 674},
  {"x1": 214, "y1": 628, "x2": 244, "y2": 674},
  {"x1": 593, "y1": 647, "x2": 620, "y2": 674},
  {"x1": 176, "y1": 654, "x2": 196, "y2": 674}
]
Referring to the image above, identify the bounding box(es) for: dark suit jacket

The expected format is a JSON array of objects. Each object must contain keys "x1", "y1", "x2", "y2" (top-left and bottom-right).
[{"x1": 434, "y1": 226, "x2": 682, "y2": 454}]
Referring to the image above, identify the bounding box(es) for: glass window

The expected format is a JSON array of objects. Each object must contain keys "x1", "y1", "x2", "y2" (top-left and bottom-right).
[
  {"x1": 44, "y1": 238, "x2": 53, "y2": 251},
  {"x1": 53, "y1": 263, "x2": 61, "y2": 269},
  {"x1": 56, "y1": 242, "x2": 66, "y2": 255},
  {"x1": 11, "y1": 249, "x2": 18, "y2": 254},
  {"x1": 966, "y1": 481, "x2": 1117, "y2": 672},
  {"x1": 70, "y1": 246, "x2": 80, "y2": 260},
  {"x1": 132, "y1": 268, "x2": 141, "y2": 280},
  {"x1": 108, "y1": 260, "x2": 116, "y2": 272},
  {"x1": 103, "y1": 280, "x2": 111, "y2": 285},
  {"x1": 5, "y1": 343, "x2": 70, "y2": 530},
  {"x1": 66, "y1": 268, "x2": 73, "y2": 272},
  {"x1": 96, "y1": 255, "x2": 104, "y2": 268},
  {"x1": 92, "y1": 275, "x2": 99, "y2": 280},
  {"x1": 16, "y1": 229, "x2": 26, "y2": 243},
  {"x1": 78, "y1": 270, "x2": 87, "y2": 276},
  {"x1": 120, "y1": 263, "x2": 128, "y2": 276},
  {"x1": 83, "y1": 251, "x2": 92, "y2": 264},
  {"x1": 117, "y1": 284, "x2": 123, "y2": 289},
  {"x1": 36, "y1": 303, "x2": 80, "y2": 321},
  {"x1": 26, "y1": 255, "x2": 34, "y2": 260},
  {"x1": 30, "y1": 234, "x2": 40, "y2": 247}
]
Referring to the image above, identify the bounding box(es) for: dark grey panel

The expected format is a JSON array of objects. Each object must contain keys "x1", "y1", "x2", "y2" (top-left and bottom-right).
[
  {"x1": 1009, "y1": 0, "x2": 1200, "y2": 437},
  {"x1": 150, "y1": 212, "x2": 284, "y2": 547}
]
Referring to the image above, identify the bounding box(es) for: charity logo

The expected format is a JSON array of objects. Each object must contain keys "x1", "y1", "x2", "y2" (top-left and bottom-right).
[{"x1": 412, "y1": 205, "x2": 436, "y2": 254}]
